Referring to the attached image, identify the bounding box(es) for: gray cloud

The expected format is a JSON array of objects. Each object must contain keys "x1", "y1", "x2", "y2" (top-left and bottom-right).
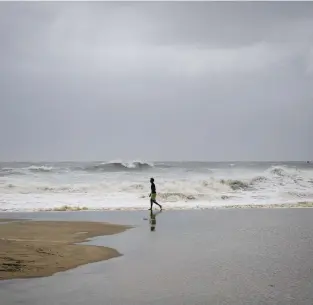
[{"x1": 0, "y1": 2, "x2": 312, "y2": 161}]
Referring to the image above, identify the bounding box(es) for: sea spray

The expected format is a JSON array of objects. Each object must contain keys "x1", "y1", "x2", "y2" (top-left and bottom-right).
[{"x1": 1, "y1": 161, "x2": 313, "y2": 211}]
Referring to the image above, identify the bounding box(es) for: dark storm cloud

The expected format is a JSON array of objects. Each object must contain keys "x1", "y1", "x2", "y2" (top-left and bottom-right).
[{"x1": 0, "y1": 2, "x2": 312, "y2": 161}]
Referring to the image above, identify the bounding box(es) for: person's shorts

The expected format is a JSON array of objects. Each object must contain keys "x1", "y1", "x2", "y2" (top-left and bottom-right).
[{"x1": 151, "y1": 193, "x2": 157, "y2": 200}]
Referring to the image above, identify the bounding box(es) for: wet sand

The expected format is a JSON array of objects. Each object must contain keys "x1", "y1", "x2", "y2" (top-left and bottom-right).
[
  {"x1": 0, "y1": 220, "x2": 130, "y2": 280},
  {"x1": 1, "y1": 209, "x2": 313, "y2": 305}
]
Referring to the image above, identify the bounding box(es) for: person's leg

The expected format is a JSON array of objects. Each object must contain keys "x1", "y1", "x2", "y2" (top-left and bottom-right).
[
  {"x1": 149, "y1": 199, "x2": 153, "y2": 210},
  {"x1": 153, "y1": 200, "x2": 162, "y2": 210},
  {"x1": 150, "y1": 193, "x2": 156, "y2": 210}
]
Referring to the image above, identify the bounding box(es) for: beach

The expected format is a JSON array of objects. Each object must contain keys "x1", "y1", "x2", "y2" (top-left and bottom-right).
[
  {"x1": 1, "y1": 208, "x2": 313, "y2": 305},
  {"x1": 0, "y1": 219, "x2": 130, "y2": 280}
]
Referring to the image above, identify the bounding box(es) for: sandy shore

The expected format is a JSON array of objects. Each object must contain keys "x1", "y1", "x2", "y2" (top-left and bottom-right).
[
  {"x1": 0, "y1": 219, "x2": 131, "y2": 280},
  {"x1": 1, "y1": 209, "x2": 313, "y2": 304}
]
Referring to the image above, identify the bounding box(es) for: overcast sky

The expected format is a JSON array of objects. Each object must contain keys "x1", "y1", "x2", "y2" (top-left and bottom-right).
[{"x1": 0, "y1": 2, "x2": 312, "y2": 161}]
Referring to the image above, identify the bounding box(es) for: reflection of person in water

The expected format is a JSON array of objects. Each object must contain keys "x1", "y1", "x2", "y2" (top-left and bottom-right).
[{"x1": 149, "y1": 209, "x2": 162, "y2": 232}]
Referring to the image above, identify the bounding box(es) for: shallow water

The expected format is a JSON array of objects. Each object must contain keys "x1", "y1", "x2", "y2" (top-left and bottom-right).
[{"x1": 1, "y1": 209, "x2": 313, "y2": 305}]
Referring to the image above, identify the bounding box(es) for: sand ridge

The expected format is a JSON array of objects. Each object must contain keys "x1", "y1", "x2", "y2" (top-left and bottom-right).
[{"x1": 0, "y1": 219, "x2": 131, "y2": 280}]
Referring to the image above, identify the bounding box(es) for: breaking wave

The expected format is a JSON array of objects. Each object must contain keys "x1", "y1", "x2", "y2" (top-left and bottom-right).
[
  {"x1": 27, "y1": 165, "x2": 54, "y2": 173},
  {"x1": 269, "y1": 166, "x2": 288, "y2": 177},
  {"x1": 83, "y1": 160, "x2": 154, "y2": 172},
  {"x1": 220, "y1": 179, "x2": 249, "y2": 190},
  {"x1": 1, "y1": 162, "x2": 313, "y2": 211},
  {"x1": 2, "y1": 166, "x2": 312, "y2": 203},
  {"x1": 0, "y1": 160, "x2": 154, "y2": 176},
  {"x1": 0, "y1": 168, "x2": 24, "y2": 177},
  {"x1": 0, "y1": 165, "x2": 62, "y2": 176}
]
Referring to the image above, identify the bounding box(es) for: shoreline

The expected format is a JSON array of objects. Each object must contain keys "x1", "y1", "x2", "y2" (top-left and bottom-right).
[
  {"x1": 0, "y1": 201, "x2": 312, "y2": 213},
  {"x1": 0, "y1": 219, "x2": 131, "y2": 281}
]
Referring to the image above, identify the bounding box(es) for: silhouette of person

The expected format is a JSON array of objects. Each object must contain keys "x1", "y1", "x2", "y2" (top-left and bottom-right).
[{"x1": 149, "y1": 178, "x2": 162, "y2": 210}]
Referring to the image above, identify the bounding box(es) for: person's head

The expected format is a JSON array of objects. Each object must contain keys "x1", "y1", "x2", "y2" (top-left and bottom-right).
[{"x1": 150, "y1": 178, "x2": 154, "y2": 183}]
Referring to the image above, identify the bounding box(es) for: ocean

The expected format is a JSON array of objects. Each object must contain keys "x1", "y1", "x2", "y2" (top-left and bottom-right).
[{"x1": 0, "y1": 161, "x2": 313, "y2": 212}]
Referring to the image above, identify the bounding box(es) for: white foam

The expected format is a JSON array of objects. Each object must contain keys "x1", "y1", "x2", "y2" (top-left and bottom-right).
[{"x1": 1, "y1": 163, "x2": 313, "y2": 212}]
